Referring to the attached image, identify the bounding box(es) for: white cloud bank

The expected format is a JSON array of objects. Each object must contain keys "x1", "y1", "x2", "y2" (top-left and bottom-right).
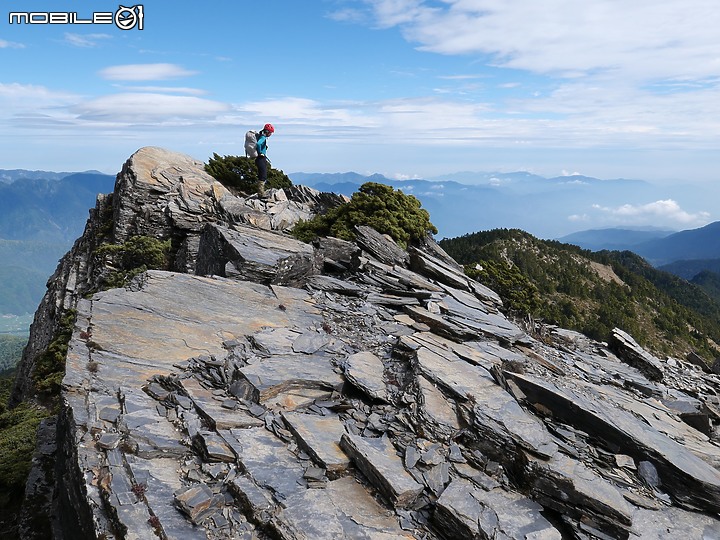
[
  {"x1": 592, "y1": 199, "x2": 711, "y2": 226},
  {"x1": 360, "y1": 0, "x2": 720, "y2": 81},
  {"x1": 339, "y1": 0, "x2": 720, "y2": 151},
  {"x1": 74, "y1": 94, "x2": 230, "y2": 123}
]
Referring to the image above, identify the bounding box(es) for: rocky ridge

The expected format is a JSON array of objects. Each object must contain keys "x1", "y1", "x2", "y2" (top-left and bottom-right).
[{"x1": 14, "y1": 147, "x2": 720, "y2": 539}]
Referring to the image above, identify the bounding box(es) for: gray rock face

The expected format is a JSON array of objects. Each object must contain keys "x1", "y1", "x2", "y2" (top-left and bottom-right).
[
  {"x1": 196, "y1": 223, "x2": 317, "y2": 286},
  {"x1": 15, "y1": 146, "x2": 720, "y2": 539}
]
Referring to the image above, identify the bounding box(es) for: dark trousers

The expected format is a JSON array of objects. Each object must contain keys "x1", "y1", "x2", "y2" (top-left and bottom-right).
[{"x1": 255, "y1": 155, "x2": 268, "y2": 184}]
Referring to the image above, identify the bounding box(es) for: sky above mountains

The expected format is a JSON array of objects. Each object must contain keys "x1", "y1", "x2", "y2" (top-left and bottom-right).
[{"x1": 1, "y1": 1, "x2": 719, "y2": 232}]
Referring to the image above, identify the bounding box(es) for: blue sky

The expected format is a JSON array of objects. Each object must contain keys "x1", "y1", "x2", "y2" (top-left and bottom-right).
[{"x1": 2, "y1": 1, "x2": 719, "y2": 192}]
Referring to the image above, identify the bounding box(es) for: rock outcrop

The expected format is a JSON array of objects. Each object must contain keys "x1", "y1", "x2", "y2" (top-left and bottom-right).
[{"x1": 14, "y1": 147, "x2": 720, "y2": 539}]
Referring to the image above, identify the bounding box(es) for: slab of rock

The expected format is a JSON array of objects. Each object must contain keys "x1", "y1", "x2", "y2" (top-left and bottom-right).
[
  {"x1": 411, "y1": 343, "x2": 495, "y2": 400},
  {"x1": 119, "y1": 407, "x2": 186, "y2": 458},
  {"x1": 76, "y1": 271, "x2": 322, "y2": 367},
  {"x1": 609, "y1": 328, "x2": 664, "y2": 381},
  {"x1": 128, "y1": 457, "x2": 208, "y2": 540},
  {"x1": 408, "y1": 247, "x2": 472, "y2": 292},
  {"x1": 306, "y1": 274, "x2": 365, "y2": 296},
  {"x1": 274, "y1": 476, "x2": 415, "y2": 539},
  {"x1": 343, "y1": 351, "x2": 389, "y2": 402},
  {"x1": 523, "y1": 452, "x2": 633, "y2": 538},
  {"x1": 250, "y1": 327, "x2": 302, "y2": 356},
  {"x1": 174, "y1": 483, "x2": 224, "y2": 524},
  {"x1": 180, "y1": 377, "x2": 264, "y2": 430},
  {"x1": 221, "y1": 427, "x2": 306, "y2": 501},
  {"x1": 196, "y1": 223, "x2": 316, "y2": 286},
  {"x1": 404, "y1": 331, "x2": 497, "y2": 371},
  {"x1": 312, "y1": 236, "x2": 361, "y2": 271},
  {"x1": 632, "y1": 505, "x2": 720, "y2": 539},
  {"x1": 281, "y1": 412, "x2": 351, "y2": 476},
  {"x1": 434, "y1": 478, "x2": 561, "y2": 540},
  {"x1": 366, "y1": 292, "x2": 421, "y2": 307},
  {"x1": 354, "y1": 225, "x2": 410, "y2": 266},
  {"x1": 193, "y1": 430, "x2": 236, "y2": 463},
  {"x1": 292, "y1": 330, "x2": 332, "y2": 354},
  {"x1": 237, "y1": 354, "x2": 344, "y2": 405},
  {"x1": 228, "y1": 473, "x2": 276, "y2": 523},
  {"x1": 439, "y1": 293, "x2": 525, "y2": 342},
  {"x1": 340, "y1": 432, "x2": 424, "y2": 508},
  {"x1": 404, "y1": 305, "x2": 476, "y2": 341},
  {"x1": 416, "y1": 375, "x2": 460, "y2": 441}
]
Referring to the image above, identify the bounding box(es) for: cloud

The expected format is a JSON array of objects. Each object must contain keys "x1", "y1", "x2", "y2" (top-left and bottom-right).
[
  {"x1": 236, "y1": 97, "x2": 379, "y2": 130},
  {"x1": 362, "y1": 0, "x2": 720, "y2": 82},
  {"x1": 568, "y1": 214, "x2": 590, "y2": 222},
  {"x1": 74, "y1": 93, "x2": 229, "y2": 123},
  {"x1": 99, "y1": 64, "x2": 198, "y2": 81},
  {"x1": 0, "y1": 83, "x2": 76, "y2": 104},
  {"x1": 64, "y1": 33, "x2": 112, "y2": 48},
  {"x1": 331, "y1": 1, "x2": 720, "y2": 153},
  {"x1": 113, "y1": 86, "x2": 207, "y2": 96},
  {"x1": 0, "y1": 39, "x2": 25, "y2": 49},
  {"x1": 326, "y1": 8, "x2": 368, "y2": 24},
  {"x1": 592, "y1": 199, "x2": 711, "y2": 225}
]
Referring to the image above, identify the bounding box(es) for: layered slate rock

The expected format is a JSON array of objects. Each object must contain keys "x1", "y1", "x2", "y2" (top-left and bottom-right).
[
  {"x1": 196, "y1": 223, "x2": 316, "y2": 286},
  {"x1": 508, "y1": 370, "x2": 720, "y2": 514},
  {"x1": 17, "y1": 146, "x2": 720, "y2": 540},
  {"x1": 434, "y1": 478, "x2": 561, "y2": 540},
  {"x1": 342, "y1": 351, "x2": 389, "y2": 402},
  {"x1": 281, "y1": 412, "x2": 351, "y2": 476},
  {"x1": 609, "y1": 327, "x2": 665, "y2": 382},
  {"x1": 339, "y1": 432, "x2": 424, "y2": 508}
]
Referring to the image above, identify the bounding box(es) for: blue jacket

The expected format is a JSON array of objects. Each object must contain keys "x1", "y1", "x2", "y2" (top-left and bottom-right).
[{"x1": 256, "y1": 134, "x2": 268, "y2": 157}]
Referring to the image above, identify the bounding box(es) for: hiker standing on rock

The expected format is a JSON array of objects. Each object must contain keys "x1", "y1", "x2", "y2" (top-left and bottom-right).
[{"x1": 255, "y1": 123, "x2": 274, "y2": 188}]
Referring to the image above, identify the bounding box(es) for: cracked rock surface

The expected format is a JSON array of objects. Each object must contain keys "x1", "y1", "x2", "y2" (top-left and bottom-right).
[{"x1": 15, "y1": 147, "x2": 720, "y2": 539}]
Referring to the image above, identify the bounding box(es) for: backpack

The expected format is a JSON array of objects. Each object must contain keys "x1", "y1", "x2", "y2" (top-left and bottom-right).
[{"x1": 244, "y1": 130, "x2": 259, "y2": 158}]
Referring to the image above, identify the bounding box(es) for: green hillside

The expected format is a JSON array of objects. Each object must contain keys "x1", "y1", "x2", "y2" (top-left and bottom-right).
[
  {"x1": 439, "y1": 229, "x2": 720, "y2": 362},
  {"x1": 0, "y1": 336, "x2": 25, "y2": 375},
  {"x1": 691, "y1": 271, "x2": 720, "y2": 306}
]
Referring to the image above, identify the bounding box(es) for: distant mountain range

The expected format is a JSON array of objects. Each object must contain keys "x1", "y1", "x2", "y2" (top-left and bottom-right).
[
  {"x1": 0, "y1": 169, "x2": 115, "y2": 319},
  {"x1": 291, "y1": 170, "x2": 720, "y2": 306},
  {"x1": 557, "y1": 222, "x2": 720, "y2": 269},
  {"x1": 0, "y1": 171, "x2": 115, "y2": 242},
  {"x1": 0, "y1": 169, "x2": 74, "y2": 184},
  {"x1": 557, "y1": 227, "x2": 675, "y2": 251},
  {"x1": 289, "y1": 170, "x2": 714, "y2": 241}
]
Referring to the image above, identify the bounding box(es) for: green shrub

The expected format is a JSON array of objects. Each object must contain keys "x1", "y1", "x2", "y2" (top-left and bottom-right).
[
  {"x1": 95, "y1": 236, "x2": 171, "y2": 289},
  {"x1": 204, "y1": 153, "x2": 292, "y2": 194},
  {"x1": 0, "y1": 373, "x2": 48, "y2": 533},
  {"x1": 0, "y1": 400, "x2": 45, "y2": 498},
  {"x1": 291, "y1": 182, "x2": 437, "y2": 248},
  {"x1": 32, "y1": 309, "x2": 76, "y2": 398}
]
